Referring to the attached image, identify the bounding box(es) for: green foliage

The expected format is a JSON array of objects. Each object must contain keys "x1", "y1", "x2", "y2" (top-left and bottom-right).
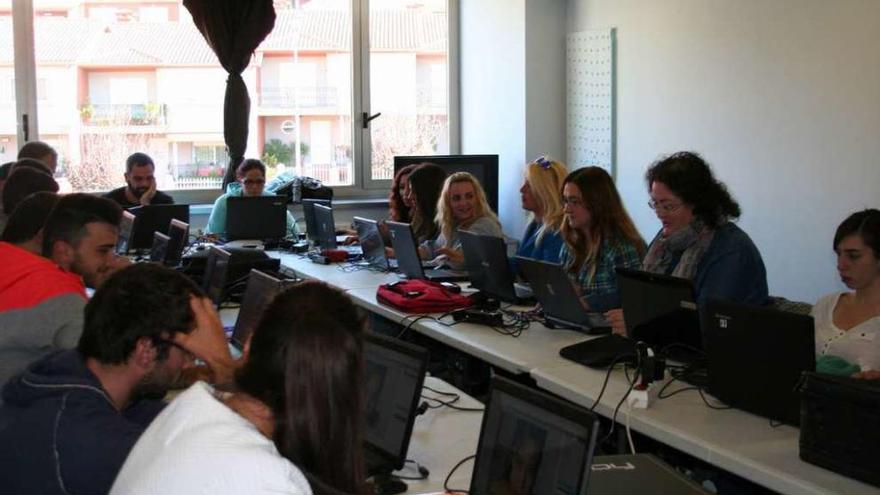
[{"x1": 262, "y1": 138, "x2": 309, "y2": 166}]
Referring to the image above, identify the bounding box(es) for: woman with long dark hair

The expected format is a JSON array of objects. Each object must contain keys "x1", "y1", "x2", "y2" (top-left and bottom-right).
[
  {"x1": 406, "y1": 163, "x2": 448, "y2": 243},
  {"x1": 111, "y1": 281, "x2": 367, "y2": 495},
  {"x1": 559, "y1": 167, "x2": 645, "y2": 312},
  {"x1": 389, "y1": 164, "x2": 417, "y2": 223}
]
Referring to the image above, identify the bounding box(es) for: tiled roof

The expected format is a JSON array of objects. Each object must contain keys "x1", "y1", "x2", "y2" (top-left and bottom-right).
[{"x1": 0, "y1": 8, "x2": 446, "y2": 65}]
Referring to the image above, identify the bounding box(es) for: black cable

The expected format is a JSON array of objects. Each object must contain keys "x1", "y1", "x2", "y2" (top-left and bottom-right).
[
  {"x1": 600, "y1": 364, "x2": 641, "y2": 446},
  {"x1": 423, "y1": 385, "x2": 459, "y2": 397},
  {"x1": 395, "y1": 314, "x2": 436, "y2": 339},
  {"x1": 589, "y1": 354, "x2": 632, "y2": 412},
  {"x1": 444, "y1": 455, "x2": 475, "y2": 494},
  {"x1": 697, "y1": 388, "x2": 732, "y2": 410},
  {"x1": 420, "y1": 395, "x2": 484, "y2": 412}
]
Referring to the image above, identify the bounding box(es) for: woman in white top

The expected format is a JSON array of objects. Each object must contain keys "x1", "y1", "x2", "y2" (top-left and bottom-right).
[
  {"x1": 421, "y1": 171, "x2": 503, "y2": 270},
  {"x1": 111, "y1": 281, "x2": 367, "y2": 495},
  {"x1": 812, "y1": 209, "x2": 880, "y2": 379}
]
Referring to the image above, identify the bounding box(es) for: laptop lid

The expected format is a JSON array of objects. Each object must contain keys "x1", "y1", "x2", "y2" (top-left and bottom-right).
[
  {"x1": 201, "y1": 246, "x2": 232, "y2": 307},
  {"x1": 116, "y1": 210, "x2": 135, "y2": 254},
  {"x1": 363, "y1": 333, "x2": 429, "y2": 472},
  {"x1": 470, "y1": 376, "x2": 600, "y2": 495},
  {"x1": 460, "y1": 231, "x2": 518, "y2": 302},
  {"x1": 226, "y1": 196, "x2": 287, "y2": 241},
  {"x1": 387, "y1": 221, "x2": 426, "y2": 280},
  {"x1": 354, "y1": 217, "x2": 388, "y2": 271},
  {"x1": 302, "y1": 198, "x2": 331, "y2": 243},
  {"x1": 616, "y1": 267, "x2": 701, "y2": 355},
  {"x1": 516, "y1": 256, "x2": 608, "y2": 332},
  {"x1": 313, "y1": 204, "x2": 338, "y2": 250},
  {"x1": 165, "y1": 219, "x2": 189, "y2": 265},
  {"x1": 703, "y1": 299, "x2": 815, "y2": 425},
  {"x1": 149, "y1": 232, "x2": 170, "y2": 263},
  {"x1": 128, "y1": 204, "x2": 190, "y2": 250},
  {"x1": 230, "y1": 269, "x2": 286, "y2": 350}
]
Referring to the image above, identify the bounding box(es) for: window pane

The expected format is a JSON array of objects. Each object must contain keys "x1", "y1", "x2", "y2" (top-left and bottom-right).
[
  {"x1": 257, "y1": 1, "x2": 354, "y2": 187},
  {"x1": 32, "y1": 1, "x2": 232, "y2": 192},
  {"x1": 0, "y1": 14, "x2": 15, "y2": 164},
  {"x1": 368, "y1": 0, "x2": 449, "y2": 181}
]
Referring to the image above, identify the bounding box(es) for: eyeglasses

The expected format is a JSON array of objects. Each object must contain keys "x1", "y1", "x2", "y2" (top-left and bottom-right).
[
  {"x1": 242, "y1": 178, "x2": 266, "y2": 186},
  {"x1": 533, "y1": 156, "x2": 553, "y2": 170},
  {"x1": 562, "y1": 196, "x2": 585, "y2": 207},
  {"x1": 647, "y1": 199, "x2": 683, "y2": 214}
]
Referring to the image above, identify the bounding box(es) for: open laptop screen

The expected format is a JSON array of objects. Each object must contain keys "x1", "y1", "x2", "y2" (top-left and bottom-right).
[
  {"x1": 460, "y1": 231, "x2": 517, "y2": 302},
  {"x1": 470, "y1": 377, "x2": 599, "y2": 495},
  {"x1": 116, "y1": 210, "x2": 135, "y2": 254},
  {"x1": 165, "y1": 219, "x2": 189, "y2": 265},
  {"x1": 302, "y1": 199, "x2": 331, "y2": 243},
  {"x1": 231, "y1": 270, "x2": 284, "y2": 350},
  {"x1": 363, "y1": 334, "x2": 428, "y2": 470},
  {"x1": 149, "y1": 232, "x2": 170, "y2": 263},
  {"x1": 313, "y1": 204, "x2": 337, "y2": 250},
  {"x1": 226, "y1": 196, "x2": 287, "y2": 240},
  {"x1": 202, "y1": 247, "x2": 232, "y2": 307},
  {"x1": 128, "y1": 204, "x2": 189, "y2": 250}
]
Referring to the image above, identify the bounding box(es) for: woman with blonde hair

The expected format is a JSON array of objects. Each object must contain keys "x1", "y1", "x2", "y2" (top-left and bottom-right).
[
  {"x1": 560, "y1": 166, "x2": 645, "y2": 312},
  {"x1": 422, "y1": 172, "x2": 503, "y2": 270},
  {"x1": 516, "y1": 156, "x2": 567, "y2": 265}
]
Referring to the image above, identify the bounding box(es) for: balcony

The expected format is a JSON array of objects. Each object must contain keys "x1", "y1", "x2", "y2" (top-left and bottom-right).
[
  {"x1": 260, "y1": 87, "x2": 339, "y2": 109},
  {"x1": 80, "y1": 103, "x2": 167, "y2": 127}
]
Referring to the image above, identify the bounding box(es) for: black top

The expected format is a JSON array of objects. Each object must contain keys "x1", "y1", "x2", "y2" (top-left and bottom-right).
[{"x1": 103, "y1": 186, "x2": 174, "y2": 208}]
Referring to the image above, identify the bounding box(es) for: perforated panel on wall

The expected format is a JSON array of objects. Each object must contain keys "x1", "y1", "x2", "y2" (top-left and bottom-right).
[{"x1": 567, "y1": 28, "x2": 615, "y2": 173}]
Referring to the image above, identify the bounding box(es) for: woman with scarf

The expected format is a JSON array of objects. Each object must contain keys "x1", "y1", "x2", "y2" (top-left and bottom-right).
[{"x1": 606, "y1": 151, "x2": 769, "y2": 334}]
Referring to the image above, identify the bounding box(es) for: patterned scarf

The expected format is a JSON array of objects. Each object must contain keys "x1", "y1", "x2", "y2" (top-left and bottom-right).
[{"x1": 642, "y1": 218, "x2": 717, "y2": 280}]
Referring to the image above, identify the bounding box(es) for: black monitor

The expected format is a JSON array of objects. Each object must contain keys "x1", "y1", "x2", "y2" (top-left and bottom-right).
[
  {"x1": 313, "y1": 203, "x2": 337, "y2": 250},
  {"x1": 201, "y1": 246, "x2": 232, "y2": 307},
  {"x1": 470, "y1": 376, "x2": 600, "y2": 495},
  {"x1": 226, "y1": 196, "x2": 287, "y2": 240},
  {"x1": 128, "y1": 204, "x2": 190, "y2": 251},
  {"x1": 302, "y1": 198, "x2": 331, "y2": 243},
  {"x1": 363, "y1": 333, "x2": 429, "y2": 475},
  {"x1": 116, "y1": 210, "x2": 135, "y2": 254},
  {"x1": 230, "y1": 269, "x2": 286, "y2": 351},
  {"x1": 393, "y1": 154, "x2": 499, "y2": 213},
  {"x1": 165, "y1": 219, "x2": 189, "y2": 266}
]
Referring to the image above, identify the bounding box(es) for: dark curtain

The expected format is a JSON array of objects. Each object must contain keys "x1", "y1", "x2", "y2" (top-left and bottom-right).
[{"x1": 183, "y1": 0, "x2": 276, "y2": 190}]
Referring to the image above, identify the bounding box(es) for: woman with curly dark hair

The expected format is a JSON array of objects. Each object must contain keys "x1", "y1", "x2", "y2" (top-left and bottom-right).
[
  {"x1": 606, "y1": 151, "x2": 769, "y2": 333},
  {"x1": 389, "y1": 164, "x2": 417, "y2": 223}
]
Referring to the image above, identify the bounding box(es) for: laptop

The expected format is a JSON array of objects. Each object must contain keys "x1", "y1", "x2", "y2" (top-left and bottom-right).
[
  {"x1": 302, "y1": 198, "x2": 331, "y2": 244},
  {"x1": 116, "y1": 210, "x2": 136, "y2": 254},
  {"x1": 703, "y1": 299, "x2": 815, "y2": 425},
  {"x1": 353, "y1": 217, "x2": 391, "y2": 271},
  {"x1": 386, "y1": 221, "x2": 468, "y2": 282},
  {"x1": 313, "y1": 204, "x2": 359, "y2": 252},
  {"x1": 165, "y1": 219, "x2": 189, "y2": 266},
  {"x1": 469, "y1": 376, "x2": 600, "y2": 495},
  {"x1": 128, "y1": 204, "x2": 190, "y2": 251},
  {"x1": 226, "y1": 196, "x2": 287, "y2": 241},
  {"x1": 201, "y1": 246, "x2": 232, "y2": 307},
  {"x1": 587, "y1": 455, "x2": 708, "y2": 494},
  {"x1": 148, "y1": 232, "x2": 170, "y2": 263},
  {"x1": 460, "y1": 231, "x2": 533, "y2": 304},
  {"x1": 516, "y1": 257, "x2": 611, "y2": 333},
  {"x1": 362, "y1": 333, "x2": 429, "y2": 478},
  {"x1": 227, "y1": 269, "x2": 291, "y2": 357},
  {"x1": 557, "y1": 267, "x2": 699, "y2": 368}
]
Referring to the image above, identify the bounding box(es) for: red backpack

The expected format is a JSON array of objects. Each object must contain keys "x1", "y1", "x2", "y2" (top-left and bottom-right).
[{"x1": 376, "y1": 279, "x2": 473, "y2": 314}]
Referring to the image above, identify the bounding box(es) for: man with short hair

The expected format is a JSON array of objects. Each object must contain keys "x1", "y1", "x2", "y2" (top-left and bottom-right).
[
  {"x1": 0, "y1": 194, "x2": 125, "y2": 387},
  {"x1": 103, "y1": 152, "x2": 175, "y2": 208},
  {"x1": 0, "y1": 264, "x2": 235, "y2": 495},
  {"x1": 17, "y1": 140, "x2": 58, "y2": 174},
  {"x1": 1, "y1": 191, "x2": 59, "y2": 255}
]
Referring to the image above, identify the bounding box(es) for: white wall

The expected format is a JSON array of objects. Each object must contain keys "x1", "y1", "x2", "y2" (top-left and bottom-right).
[
  {"x1": 460, "y1": 0, "x2": 566, "y2": 239},
  {"x1": 566, "y1": 0, "x2": 880, "y2": 303}
]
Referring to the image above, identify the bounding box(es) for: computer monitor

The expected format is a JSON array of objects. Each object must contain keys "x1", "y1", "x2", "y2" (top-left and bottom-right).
[
  {"x1": 363, "y1": 333, "x2": 429, "y2": 475},
  {"x1": 226, "y1": 196, "x2": 287, "y2": 240},
  {"x1": 230, "y1": 269, "x2": 286, "y2": 351},
  {"x1": 128, "y1": 204, "x2": 190, "y2": 251},
  {"x1": 165, "y1": 219, "x2": 189, "y2": 266},
  {"x1": 393, "y1": 155, "x2": 499, "y2": 213},
  {"x1": 201, "y1": 247, "x2": 232, "y2": 307},
  {"x1": 470, "y1": 376, "x2": 600, "y2": 495},
  {"x1": 116, "y1": 210, "x2": 135, "y2": 254},
  {"x1": 353, "y1": 217, "x2": 388, "y2": 271},
  {"x1": 313, "y1": 203, "x2": 337, "y2": 250},
  {"x1": 302, "y1": 198, "x2": 331, "y2": 243},
  {"x1": 149, "y1": 232, "x2": 170, "y2": 263}
]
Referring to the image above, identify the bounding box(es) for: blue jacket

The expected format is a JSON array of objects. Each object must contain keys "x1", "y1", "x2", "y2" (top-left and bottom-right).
[
  {"x1": 0, "y1": 350, "x2": 164, "y2": 495},
  {"x1": 516, "y1": 221, "x2": 564, "y2": 264},
  {"x1": 648, "y1": 222, "x2": 769, "y2": 308}
]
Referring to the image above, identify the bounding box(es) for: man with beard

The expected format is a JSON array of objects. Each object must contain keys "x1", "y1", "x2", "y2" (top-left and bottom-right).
[
  {"x1": 0, "y1": 194, "x2": 129, "y2": 388},
  {"x1": 103, "y1": 152, "x2": 175, "y2": 208},
  {"x1": 0, "y1": 264, "x2": 235, "y2": 495}
]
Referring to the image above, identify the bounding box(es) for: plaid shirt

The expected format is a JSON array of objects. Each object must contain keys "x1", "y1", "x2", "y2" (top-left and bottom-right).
[{"x1": 559, "y1": 236, "x2": 642, "y2": 312}]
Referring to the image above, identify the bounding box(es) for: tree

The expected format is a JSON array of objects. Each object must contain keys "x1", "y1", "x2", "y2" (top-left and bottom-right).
[{"x1": 370, "y1": 115, "x2": 446, "y2": 180}]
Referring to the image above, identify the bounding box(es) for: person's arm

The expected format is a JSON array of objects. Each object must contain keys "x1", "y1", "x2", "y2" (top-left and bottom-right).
[{"x1": 173, "y1": 296, "x2": 237, "y2": 386}]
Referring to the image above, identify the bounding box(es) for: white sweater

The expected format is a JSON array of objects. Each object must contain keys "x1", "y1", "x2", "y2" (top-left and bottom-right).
[
  {"x1": 812, "y1": 292, "x2": 880, "y2": 370},
  {"x1": 110, "y1": 381, "x2": 312, "y2": 495}
]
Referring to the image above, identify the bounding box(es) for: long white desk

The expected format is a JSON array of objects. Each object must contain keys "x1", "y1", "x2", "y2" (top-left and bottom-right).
[{"x1": 265, "y1": 252, "x2": 877, "y2": 495}]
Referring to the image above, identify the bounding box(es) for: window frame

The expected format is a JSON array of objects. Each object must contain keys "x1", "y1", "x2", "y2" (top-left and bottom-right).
[{"x1": 11, "y1": 0, "x2": 460, "y2": 201}]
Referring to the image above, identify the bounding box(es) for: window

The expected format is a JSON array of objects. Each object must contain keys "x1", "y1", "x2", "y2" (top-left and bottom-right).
[{"x1": 11, "y1": 1, "x2": 457, "y2": 197}]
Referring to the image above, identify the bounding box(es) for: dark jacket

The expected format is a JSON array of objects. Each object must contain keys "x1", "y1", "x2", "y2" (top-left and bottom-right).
[{"x1": 0, "y1": 350, "x2": 164, "y2": 495}]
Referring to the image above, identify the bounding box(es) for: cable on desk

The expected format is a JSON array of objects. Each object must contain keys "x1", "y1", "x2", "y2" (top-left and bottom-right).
[
  {"x1": 600, "y1": 363, "x2": 641, "y2": 446},
  {"x1": 395, "y1": 314, "x2": 437, "y2": 339},
  {"x1": 443, "y1": 455, "x2": 475, "y2": 494},
  {"x1": 589, "y1": 355, "x2": 634, "y2": 412},
  {"x1": 420, "y1": 394, "x2": 484, "y2": 412},
  {"x1": 423, "y1": 385, "x2": 459, "y2": 397}
]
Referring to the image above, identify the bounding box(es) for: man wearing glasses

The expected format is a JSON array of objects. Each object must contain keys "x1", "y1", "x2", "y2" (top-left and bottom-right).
[{"x1": 0, "y1": 264, "x2": 235, "y2": 495}]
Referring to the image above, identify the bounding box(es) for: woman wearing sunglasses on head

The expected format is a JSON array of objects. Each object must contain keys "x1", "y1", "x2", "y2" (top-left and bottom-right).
[{"x1": 515, "y1": 156, "x2": 568, "y2": 266}]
